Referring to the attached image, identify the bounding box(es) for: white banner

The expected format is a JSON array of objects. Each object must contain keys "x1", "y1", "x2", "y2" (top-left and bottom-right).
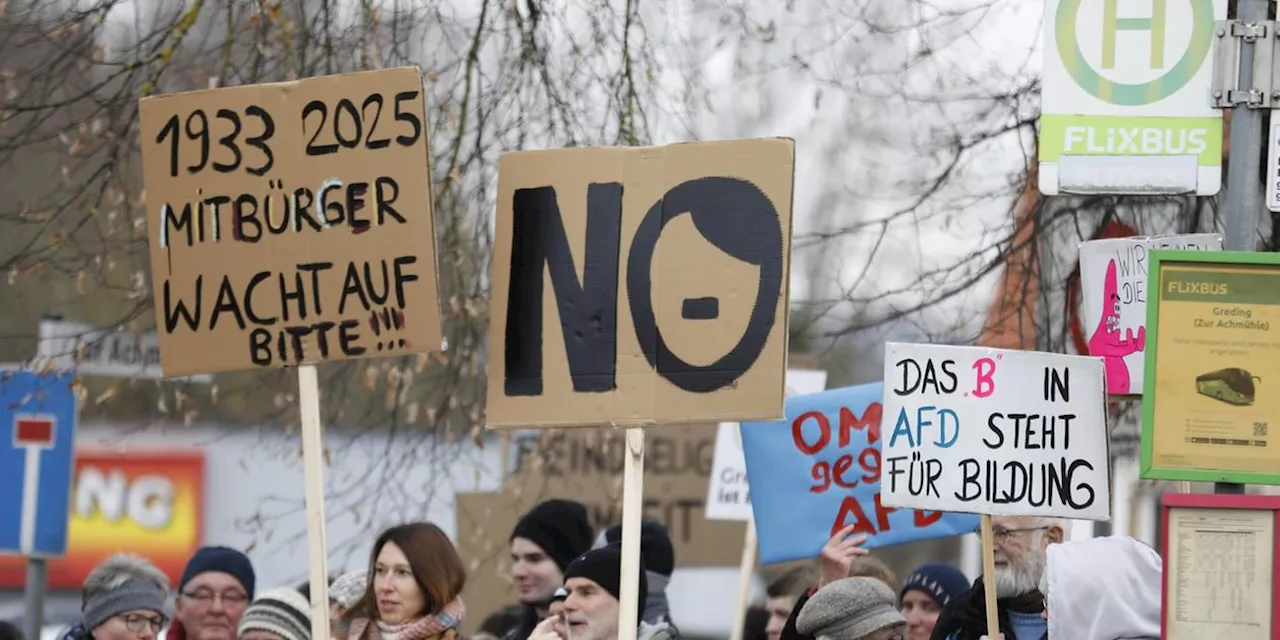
[
  {"x1": 705, "y1": 368, "x2": 828, "y2": 521},
  {"x1": 880, "y1": 343, "x2": 1111, "y2": 521}
]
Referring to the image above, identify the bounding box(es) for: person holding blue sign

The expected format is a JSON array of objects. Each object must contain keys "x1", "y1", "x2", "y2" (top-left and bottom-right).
[{"x1": 777, "y1": 527, "x2": 966, "y2": 640}]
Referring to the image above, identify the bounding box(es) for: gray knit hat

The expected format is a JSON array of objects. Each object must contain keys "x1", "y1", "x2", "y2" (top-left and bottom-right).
[
  {"x1": 237, "y1": 588, "x2": 311, "y2": 640},
  {"x1": 83, "y1": 578, "x2": 169, "y2": 632},
  {"x1": 796, "y1": 578, "x2": 905, "y2": 640}
]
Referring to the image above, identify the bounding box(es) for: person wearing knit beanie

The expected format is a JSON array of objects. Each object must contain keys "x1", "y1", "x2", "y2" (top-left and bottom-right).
[
  {"x1": 175, "y1": 546, "x2": 257, "y2": 640},
  {"x1": 797, "y1": 578, "x2": 906, "y2": 640},
  {"x1": 58, "y1": 554, "x2": 171, "y2": 640},
  {"x1": 237, "y1": 588, "x2": 311, "y2": 640},
  {"x1": 504, "y1": 500, "x2": 594, "y2": 640},
  {"x1": 80, "y1": 577, "x2": 169, "y2": 640},
  {"x1": 594, "y1": 520, "x2": 676, "y2": 631},
  {"x1": 553, "y1": 545, "x2": 647, "y2": 640},
  {"x1": 897, "y1": 563, "x2": 968, "y2": 640}
]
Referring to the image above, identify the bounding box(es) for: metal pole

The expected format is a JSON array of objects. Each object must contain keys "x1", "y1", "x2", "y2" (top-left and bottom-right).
[
  {"x1": 24, "y1": 558, "x2": 47, "y2": 640},
  {"x1": 1217, "y1": 0, "x2": 1270, "y2": 495},
  {"x1": 1223, "y1": 0, "x2": 1267, "y2": 252}
]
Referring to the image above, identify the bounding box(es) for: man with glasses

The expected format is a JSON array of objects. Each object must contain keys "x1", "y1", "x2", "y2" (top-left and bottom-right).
[
  {"x1": 171, "y1": 547, "x2": 257, "y2": 640},
  {"x1": 929, "y1": 517, "x2": 1063, "y2": 640}
]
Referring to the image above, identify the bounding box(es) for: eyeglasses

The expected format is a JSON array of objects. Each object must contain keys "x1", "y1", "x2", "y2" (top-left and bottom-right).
[
  {"x1": 181, "y1": 590, "x2": 249, "y2": 607},
  {"x1": 976, "y1": 526, "x2": 1048, "y2": 544},
  {"x1": 118, "y1": 614, "x2": 165, "y2": 633}
]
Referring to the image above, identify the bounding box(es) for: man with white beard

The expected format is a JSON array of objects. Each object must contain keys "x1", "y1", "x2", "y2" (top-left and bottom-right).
[{"x1": 929, "y1": 516, "x2": 1063, "y2": 640}]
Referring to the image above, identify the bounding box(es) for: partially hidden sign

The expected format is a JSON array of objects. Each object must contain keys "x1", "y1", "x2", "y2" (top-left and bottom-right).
[
  {"x1": 705, "y1": 368, "x2": 829, "y2": 522},
  {"x1": 486, "y1": 139, "x2": 795, "y2": 427},
  {"x1": 880, "y1": 343, "x2": 1111, "y2": 521},
  {"x1": 741, "y1": 382, "x2": 980, "y2": 564},
  {"x1": 139, "y1": 68, "x2": 443, "y2": 377},
  {"x1": 1079, "y1": 234, "x2": 1222, "y2": 395}
]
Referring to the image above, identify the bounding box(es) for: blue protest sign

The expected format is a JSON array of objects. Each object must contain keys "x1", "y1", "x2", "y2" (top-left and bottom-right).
[{"x1": 741, "y1": 382, "x2": 980, "y2": 564}]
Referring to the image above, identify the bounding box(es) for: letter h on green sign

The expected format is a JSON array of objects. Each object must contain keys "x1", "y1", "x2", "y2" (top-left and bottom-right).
[{"x1": 1103, "y1": 0, "x2": 1166, "y2": 69}]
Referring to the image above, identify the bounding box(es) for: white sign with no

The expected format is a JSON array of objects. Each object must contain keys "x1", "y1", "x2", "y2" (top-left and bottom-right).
[{"x1": 705, "y1": 368, "x2": 828, "y2": 521}]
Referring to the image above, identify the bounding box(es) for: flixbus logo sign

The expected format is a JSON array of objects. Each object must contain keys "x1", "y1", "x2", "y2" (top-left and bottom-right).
[
  {"x1": 1039, "y1": 0, "x2": 1226, "y2": 197},
  {"x1": 1055, "y1": 0, "x2": 1216, "y2": 106}
]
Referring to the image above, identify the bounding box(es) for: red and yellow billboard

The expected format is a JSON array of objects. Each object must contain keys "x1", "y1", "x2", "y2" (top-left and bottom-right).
[{"x1": 0, "y1": 451, "x2": 204, "y2": 589}]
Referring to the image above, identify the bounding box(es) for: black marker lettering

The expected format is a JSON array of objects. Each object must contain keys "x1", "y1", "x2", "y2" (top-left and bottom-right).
[
  {"x1": 244, "y1": 272, "x2": 274, "y2": 325},
  {"x1": 233, "y1": 193, "x2": 262, "y2": 242},
  {"x1": 504, "y1": 183, "x2": 623, "y2": 396},
  {"x1": 338, "y1": 319, "x2": 365, "y2": 356},
  {"x1": 375, "y1": 177, "x2": 405, "y2": 224},
  {"x1": 163, "y1": 276, "x2": 202, "y2": 332},
  {"x1": 628, "y1": 177, "x2": 781, "y2": 393}
]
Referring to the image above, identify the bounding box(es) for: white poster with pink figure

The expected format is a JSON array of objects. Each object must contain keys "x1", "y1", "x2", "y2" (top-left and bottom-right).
[{"x1": 1078, "y1": 233, "x2": 1222, "y2": 395}]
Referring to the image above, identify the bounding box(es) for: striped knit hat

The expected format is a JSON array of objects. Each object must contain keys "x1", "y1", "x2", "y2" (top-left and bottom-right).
[{"x1": 237, "y1": 588, "x2": 311, "y2": 640}]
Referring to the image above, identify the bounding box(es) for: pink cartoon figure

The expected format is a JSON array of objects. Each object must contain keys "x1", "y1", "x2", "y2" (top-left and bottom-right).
[{"x1": 1089, "y1": 259, "x2": 1146, "y2": 394}]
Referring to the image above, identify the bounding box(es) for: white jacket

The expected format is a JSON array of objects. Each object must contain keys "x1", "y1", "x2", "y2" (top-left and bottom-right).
[{"x1": 1041, "y1": 536, "x2": 1162, "y2": 640}]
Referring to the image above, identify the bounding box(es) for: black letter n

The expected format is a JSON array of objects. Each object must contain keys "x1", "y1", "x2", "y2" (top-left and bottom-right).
[{"x1": 504, "y1": 183, "x2": 622, "y2": 396}]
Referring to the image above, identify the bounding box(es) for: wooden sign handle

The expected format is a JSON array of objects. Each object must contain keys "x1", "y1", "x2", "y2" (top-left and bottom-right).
[
  {"x1": 300, "y1": 365, "x2": 333, "y2": 640},
  {"x1": 616, "y1": 427, "x2": 647, "y2": 640},
  {"x1": 729, "y1": 520, "x2": 758, "y2": 640},
  {"x1": 979, "y1": 514, "x2": 1000, "y2": 639}
]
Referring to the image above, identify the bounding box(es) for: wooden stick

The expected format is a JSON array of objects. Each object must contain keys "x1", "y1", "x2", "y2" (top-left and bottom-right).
[
  {"x1": 979, "y1": 514, "x2": 999, "y2": 639},
  {"x1": 729, "y1": 520, "x2": 758, "y2": 640},
  {"x1": 299, "y1": 365, "x2": 333, "y2": 640},
  {"x1": 616, "y1": 427, "x2": 647, "y2": 640}
]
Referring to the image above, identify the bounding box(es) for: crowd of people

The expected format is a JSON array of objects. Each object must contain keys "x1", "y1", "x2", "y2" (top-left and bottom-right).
[{"x1": 0, "y1": 500, "x2": 1166, "y2": 640}]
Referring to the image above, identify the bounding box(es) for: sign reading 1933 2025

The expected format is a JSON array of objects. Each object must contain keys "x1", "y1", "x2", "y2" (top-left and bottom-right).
[
  {"x1": 1039, "y1": 0, "x2": 1226, "y2": 196},
  {"x1": 137, "y1": 68, "x2": 444, "y2": 378}
]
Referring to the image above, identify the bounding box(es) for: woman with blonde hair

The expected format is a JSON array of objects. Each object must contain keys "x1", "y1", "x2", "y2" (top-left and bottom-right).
[{"x1": 337, "y1": 523, "x2": 467, "y2": 640}]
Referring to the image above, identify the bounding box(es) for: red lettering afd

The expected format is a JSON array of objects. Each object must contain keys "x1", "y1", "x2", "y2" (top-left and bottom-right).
[{"x1": 829, "y1": 494, "x2": 943, "y2": 538}]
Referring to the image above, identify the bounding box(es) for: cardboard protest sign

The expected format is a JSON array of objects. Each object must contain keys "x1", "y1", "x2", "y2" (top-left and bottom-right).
[
  {"x1": 1079, "y1": 234, "x2": 1222, "y2": 395},
  {"x1": 139, "y1": 68, "x2": 442, "y2": 377},
  {"x1": 880, "y1": 343, "x2": 1111, "y2": 520},
  {"x1": 741, "y1": 382, "x2": 980, "y2": 564},
  {"x1": 706, "y1": 368, "x2": 829, "y2": 521},
  {"x1": 506, "y1": 426, "x2": 747, "y2": 561},
  {"x1": 455, "y1": 424, "x2": 748, "y2": 632},
  {"x1": 486, "y1": 139, "x2": 795, "y2": 428}
]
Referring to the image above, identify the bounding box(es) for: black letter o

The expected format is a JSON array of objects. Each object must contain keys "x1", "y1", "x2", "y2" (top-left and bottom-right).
[{"x1": 626, "y1": 176, "x2": 783, "y2": 393}]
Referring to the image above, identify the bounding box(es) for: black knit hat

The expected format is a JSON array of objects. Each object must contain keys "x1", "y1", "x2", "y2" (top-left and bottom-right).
[
  {"x1": 180, "y1": 546, "x2": 256, "y2": 597},
  {"x1": 510, "y1": 499, "x2": 594, "y2": 572},
  {"x1": 601, "y1": 519, "x2": 675, "y2": 576},
  {"x1": 564, "y1": 544, "x2": 646, "y2": 626}
]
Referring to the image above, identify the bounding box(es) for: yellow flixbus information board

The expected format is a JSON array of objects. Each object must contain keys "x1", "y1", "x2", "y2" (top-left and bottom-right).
[{"x1": 1142, "y1": 250, "x2": 1280, "y2": 485}]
